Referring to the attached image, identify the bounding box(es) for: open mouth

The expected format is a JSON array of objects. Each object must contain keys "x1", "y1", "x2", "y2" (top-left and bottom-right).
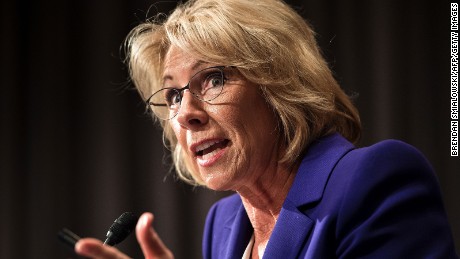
[{"x1": 195, "y1": 139, "x2": 230, "y2": 159}]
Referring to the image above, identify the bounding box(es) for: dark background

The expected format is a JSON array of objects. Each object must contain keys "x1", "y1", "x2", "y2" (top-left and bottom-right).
[{"x1": 1, "y1": 0, "x2": 458, "y2": 258}]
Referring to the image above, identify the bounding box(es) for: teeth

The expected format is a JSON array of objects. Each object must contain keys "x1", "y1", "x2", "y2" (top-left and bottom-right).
[
  {"x1": 201, "y1": 149, "x2": 221, "y2": 160},
  {"x1": 195, "y1": 140, "x2": 221, "y2": 153}
]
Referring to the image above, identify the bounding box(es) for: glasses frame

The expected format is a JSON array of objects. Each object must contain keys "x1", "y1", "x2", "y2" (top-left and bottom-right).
[{"x1": 146, "y1": 65, "x2": 230, "y2": 120}]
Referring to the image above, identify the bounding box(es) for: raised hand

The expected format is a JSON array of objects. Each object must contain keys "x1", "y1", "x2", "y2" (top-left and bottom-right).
[{"x1": 75, "y1": 212, "x2": 174, "y2": 259}]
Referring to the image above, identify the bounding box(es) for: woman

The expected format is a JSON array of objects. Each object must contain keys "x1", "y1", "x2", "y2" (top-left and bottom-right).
[{"x1": 75, "y1": 0, "x2": 457, "y2": 258}]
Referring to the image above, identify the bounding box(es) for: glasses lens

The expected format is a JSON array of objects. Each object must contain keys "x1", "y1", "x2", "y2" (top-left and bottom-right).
[
  {"x1": 189, "y1": 67, "x2": 224, "y2": 102},
  {"x1": 147, "y1": 88, "x2": 181, "y2": 120},
  {"x1": 146, "y1": 66, "x2": 226, "y2": 120}
]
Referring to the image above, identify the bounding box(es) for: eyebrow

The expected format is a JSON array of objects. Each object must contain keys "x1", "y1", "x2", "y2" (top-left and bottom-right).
[{"x1": 162, "y1": 60, "x2": 207, "y2": 83}]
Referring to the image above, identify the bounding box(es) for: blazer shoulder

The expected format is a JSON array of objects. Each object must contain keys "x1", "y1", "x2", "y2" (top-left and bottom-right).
[
  {"x1": 331, "y1": 140, "x2": 457, "y2": 258},
  {"x1": 340, "y1": 139, "x2": 434, "y2": 175},
  {"x1": 332, "y1": 139, "x2": 439, "y2": 203}
]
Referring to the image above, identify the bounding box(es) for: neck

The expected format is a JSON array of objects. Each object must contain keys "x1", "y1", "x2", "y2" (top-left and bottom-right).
[{"x1": 237, "y1": 161, "x2": 299, "y2": 257}]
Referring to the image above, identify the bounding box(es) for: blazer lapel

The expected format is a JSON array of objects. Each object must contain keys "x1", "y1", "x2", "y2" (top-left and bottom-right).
[
  {"x1": 222, "y1": 202, "x2": 253, "y2": 259},
  {"x1": 263, "y1": 200, "x2": 314, "y2": 258},
  {"x1": 264, "y1": 133, "x2": 354, "y2": 258}
]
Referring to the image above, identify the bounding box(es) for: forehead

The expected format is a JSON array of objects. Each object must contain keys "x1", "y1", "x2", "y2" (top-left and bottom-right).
[{"x1": 163, "y1": 46, "x2": 205, "y2": 76}]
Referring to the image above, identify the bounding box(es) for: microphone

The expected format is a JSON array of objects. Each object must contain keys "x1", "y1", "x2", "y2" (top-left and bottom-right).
[
  {"x1": 58, "y1": 228, "x2": 81, "y2": 248},
  {"x1": 104, "y1": 212, "x2": 139, "y2": 246}
]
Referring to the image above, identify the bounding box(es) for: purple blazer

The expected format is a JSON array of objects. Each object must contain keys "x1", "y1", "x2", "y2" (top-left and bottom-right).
[{"x1": 202, "y1": 133, "x2": 458, "y2": 258}]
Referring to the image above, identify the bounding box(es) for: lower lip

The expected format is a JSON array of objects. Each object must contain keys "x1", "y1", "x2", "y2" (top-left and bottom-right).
[{"x1": 196, "y1": 147, "x2": 227, "y2": 167}]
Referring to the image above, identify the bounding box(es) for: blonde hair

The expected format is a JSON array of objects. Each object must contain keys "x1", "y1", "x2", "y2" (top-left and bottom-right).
[{"x1": 124, "y1": 0, "x2": 361, "y2": 185}]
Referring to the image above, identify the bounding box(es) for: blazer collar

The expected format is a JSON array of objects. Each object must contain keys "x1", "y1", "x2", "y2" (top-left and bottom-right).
[
  {"x1": 264, "y1": 133, "x2": 355, "y2": 258},
  {"x1": 287, "y1": 133, "x2": 355, "y2": 206}
]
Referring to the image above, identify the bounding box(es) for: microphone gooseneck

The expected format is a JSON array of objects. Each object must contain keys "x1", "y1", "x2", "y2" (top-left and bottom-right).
[{"x1": 104, "y1": 212, "x2": 139, "y2": 246}]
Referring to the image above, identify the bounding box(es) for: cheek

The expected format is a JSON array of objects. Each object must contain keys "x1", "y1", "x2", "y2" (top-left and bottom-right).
[
  {"x1": 170, "y1": 120, "x2": 182, "y2": 138},
  {"x1": 242, "y1": 103, "x2": 280, "y2": 151},
  {"x1": 219, "y1": 92, "x2": 256, "y2": 122},
  {"x1": 169, "y1": 121, "x2": 187, "y2": 154},
  {"x1": 206, "y1": 104, "x2": 220, "y2": 116}
]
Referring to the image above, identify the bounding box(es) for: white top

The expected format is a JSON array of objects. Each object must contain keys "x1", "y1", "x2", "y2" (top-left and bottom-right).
[{"x1": 242, "y1": 234, "x2": 266, "y2": 259}]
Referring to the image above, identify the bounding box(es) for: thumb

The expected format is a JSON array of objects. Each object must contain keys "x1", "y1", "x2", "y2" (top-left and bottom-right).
[{"x1": 136, "y1": 212, "x2": 174, "y2": 259}]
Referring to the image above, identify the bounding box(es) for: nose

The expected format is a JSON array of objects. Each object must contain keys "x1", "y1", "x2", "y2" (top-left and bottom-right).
[{"x1": 175, "y1": 91, "x2": 209, "y2": 128}]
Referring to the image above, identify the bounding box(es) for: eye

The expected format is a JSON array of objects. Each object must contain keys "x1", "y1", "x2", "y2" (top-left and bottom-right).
[
  {"x1": 164, "y1": 89, "x2": 181, "y2": 107},
  {"x1": 203, "y1": 72, "x2": 224, "y2": 90}
]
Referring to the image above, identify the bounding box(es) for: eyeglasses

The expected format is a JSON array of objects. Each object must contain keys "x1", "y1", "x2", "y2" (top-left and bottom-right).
[{"x1": 146, "y1": 66, "x2": 228, "y2": 120}]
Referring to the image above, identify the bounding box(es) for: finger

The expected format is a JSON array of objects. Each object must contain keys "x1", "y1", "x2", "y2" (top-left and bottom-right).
[
  {"x1": 75, "y1": 238, "x2": 130, "y2": 259},
  {"x1": 136, "y1": 212, "x2": 174, "y2": 259}
]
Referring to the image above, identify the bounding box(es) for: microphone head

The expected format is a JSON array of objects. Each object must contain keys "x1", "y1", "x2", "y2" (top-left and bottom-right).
[{"x1": 104, "y1": 212, "x2": 139, "y2": 246}]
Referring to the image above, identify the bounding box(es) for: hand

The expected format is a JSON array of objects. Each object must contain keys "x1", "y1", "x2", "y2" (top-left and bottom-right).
[{"x1": 75, "y1": 212, "x2": 174, "y2": 259}]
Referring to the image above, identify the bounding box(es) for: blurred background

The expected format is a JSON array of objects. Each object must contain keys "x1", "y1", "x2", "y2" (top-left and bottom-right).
[{"x1": 1, "y1": 0, "x2": 458, "y2": 258}]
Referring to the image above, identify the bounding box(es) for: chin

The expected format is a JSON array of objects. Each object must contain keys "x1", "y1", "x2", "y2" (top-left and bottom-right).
[{"x1": 202, "y1": 173, "x2": 235, "y2": 191}]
